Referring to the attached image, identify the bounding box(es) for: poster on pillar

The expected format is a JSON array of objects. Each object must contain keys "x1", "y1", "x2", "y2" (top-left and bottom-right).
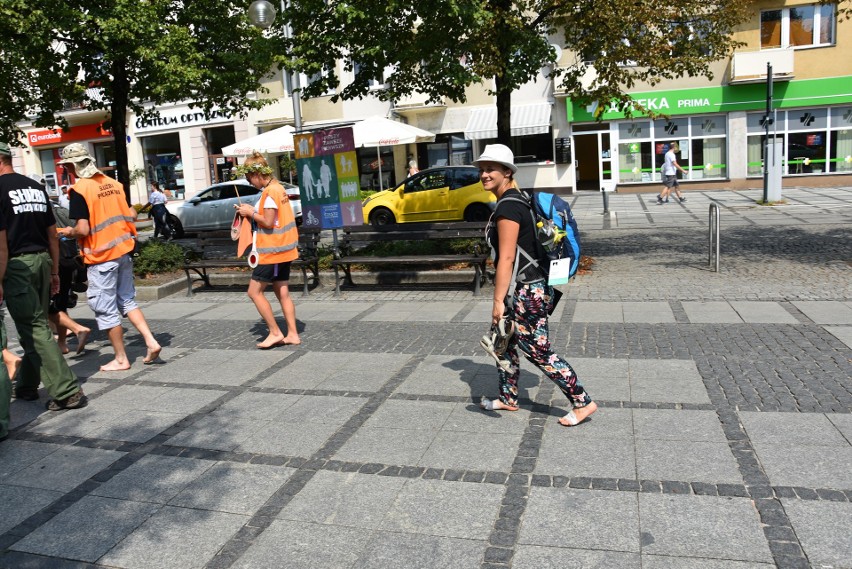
[{"x1": 294, "y1": 127, "x2": 363, "y2": 228}]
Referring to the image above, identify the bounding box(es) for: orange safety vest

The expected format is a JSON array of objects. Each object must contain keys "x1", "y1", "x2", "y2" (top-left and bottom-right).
[
  {"x1": 72, "y1": 174, "x2": 137, "y2": 265},
  {"x1": 255, "y1": 180, "x2": 299, "y2": 264}
]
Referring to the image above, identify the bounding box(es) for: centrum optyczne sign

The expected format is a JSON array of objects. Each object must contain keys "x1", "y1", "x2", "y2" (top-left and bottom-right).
[
  {"x1": 294, "y1": 127, "x2": 363, "y2": 229},
  {"x1": 133, "y1": 106, "x2": 232, "y2": 134}
]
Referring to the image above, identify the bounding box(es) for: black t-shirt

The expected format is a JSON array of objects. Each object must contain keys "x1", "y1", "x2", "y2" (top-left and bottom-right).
[
  {"x1": 68, "y1": 189, "x2": 90, "y2": 220},
  {"x1": 487, "y1": 188, "x2": 545, "y2": 283},
  {"x1": 0, "y1": 172, "x2": 56, "y2": 256}
]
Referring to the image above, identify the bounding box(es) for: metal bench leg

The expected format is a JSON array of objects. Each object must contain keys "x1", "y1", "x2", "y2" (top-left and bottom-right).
[
  {"x1": 300, "y1": 266, "x2": 309, "y2": 296},
  {"x1": 473, "y1": 265, "x2": 482, "y2": 296},
  {"x1": 184, "y1": 269, "x2": 194, "y2": 297},
  {"x1": 333, "y1": 265, "x2": 341, "y2": 296}
]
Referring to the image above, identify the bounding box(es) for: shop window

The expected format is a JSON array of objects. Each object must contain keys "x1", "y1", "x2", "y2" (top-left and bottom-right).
[
  {"x1": 761, "y1": 4, "x2": 835, "y2": 49},
  {"x1": 618, "y1": 141, "x2": 653, "y2": 183},
  {"x1": 479, "y1": 132, "x2": 554, "y2": 164},
  {"x1": 141, "y1": 133, "x2": 184, "y2": 196},
  {"x1": 787, "y1": 132, "x2": 827, "y2": 174},
  {"x1": 425, "y1": 134, "x2": 472, "y2": 168},
  {"x1": 690, "y1": 138, "x2": 727, "y2": 179},
  {"x1": 829, "y1": 106, "x2": 852, "y2": 173},
  {"x1": 357, "y1": 146, "x2": 394, "y2": 190}
]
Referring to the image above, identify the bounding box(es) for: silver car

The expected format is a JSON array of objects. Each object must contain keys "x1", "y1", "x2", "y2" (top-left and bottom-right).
[{"x1": 165, "y1": 179, "x2": 301, "y2": 238}]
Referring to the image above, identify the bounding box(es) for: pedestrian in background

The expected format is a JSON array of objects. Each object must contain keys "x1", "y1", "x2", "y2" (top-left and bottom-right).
[
  {"x1": 143, "y1": 182, "x2": 172, "y2": 240},
  {"x1": 49, "y1": 201, "x2": 90, "y2": 355},
  {"x1": 657, "y1": 141, "x2": 688, "y2": 204},
  {"x1": 57, "y1": 185, "x2": 70, "y2": 209},
  {"x1": 235, "y1": 152, "x2": 301, "y2": 348},
  {"x1": 57, "y1": 143, "x2": 162, "y2": 371},
  {"x1": 476, "y1": 144, "x2": 597, "y2": 426},
  {"x1": 0, "y1": 143, "x2": 86, "y2": 411}
]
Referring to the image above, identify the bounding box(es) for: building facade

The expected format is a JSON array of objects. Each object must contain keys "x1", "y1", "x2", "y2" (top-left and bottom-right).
[{"x1": 11, "y1": 0, "x2": 851, "y2": 202}]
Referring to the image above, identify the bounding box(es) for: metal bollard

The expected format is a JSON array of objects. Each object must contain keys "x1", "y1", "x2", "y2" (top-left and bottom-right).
[
  {"x1": 708, "y1": 203, "x2": 720, "y2": 272},
  {"x1": 602, "y1": 191, "x2": 609, "y2": 214}
]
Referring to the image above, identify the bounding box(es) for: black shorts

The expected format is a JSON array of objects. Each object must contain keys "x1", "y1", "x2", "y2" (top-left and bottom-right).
[
  {"x1": 48, "y1": 266, "x2": 74, "y2": 314},
  {"x1": 251, "y1": 261, "x2": 292, "y2": 283}
]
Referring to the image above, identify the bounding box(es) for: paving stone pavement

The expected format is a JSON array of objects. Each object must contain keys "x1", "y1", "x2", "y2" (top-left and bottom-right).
[{"x1": 1, "y1": 187, "x2": 851, "y2": 569}]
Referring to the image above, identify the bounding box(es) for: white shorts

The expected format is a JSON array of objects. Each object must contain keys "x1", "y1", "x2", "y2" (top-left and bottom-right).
[{"x1": 86, "y1": 254, "x2": 138, "y2": 330}]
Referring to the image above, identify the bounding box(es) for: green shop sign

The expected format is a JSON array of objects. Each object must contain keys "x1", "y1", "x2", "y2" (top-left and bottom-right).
[{"x1": 568, "y1": 76, "x2": 852, "y2": 122}]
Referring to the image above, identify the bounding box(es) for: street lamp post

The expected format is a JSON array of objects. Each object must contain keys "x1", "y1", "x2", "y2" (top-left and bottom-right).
[{"x1": 248, "y1": 0, "x2": 303, "y2": 131}]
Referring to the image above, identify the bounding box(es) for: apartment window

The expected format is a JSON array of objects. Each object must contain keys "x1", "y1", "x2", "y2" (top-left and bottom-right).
[
  {"x1": 352, "y1": 61, "x2": 389, "y2": 90},
  {"x1": 761, "y1": 4, "x2": 835, "y2": 49}
]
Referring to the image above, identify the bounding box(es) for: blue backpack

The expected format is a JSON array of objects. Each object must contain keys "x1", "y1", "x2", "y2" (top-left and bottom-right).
[{"x1": 503, "y1": 190, "x2": 582, "y2": 280}]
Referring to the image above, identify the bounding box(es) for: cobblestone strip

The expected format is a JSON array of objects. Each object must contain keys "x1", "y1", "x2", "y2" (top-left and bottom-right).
[
  {"x1": 480, "y1": 381, "x2": 556, "y2": 569},
  {"x1": 203, "y1": 355, "x2": 426, "y2": 569},
  {"x1": 717, "y1": 408, "x2": 811, "y2": 569}
]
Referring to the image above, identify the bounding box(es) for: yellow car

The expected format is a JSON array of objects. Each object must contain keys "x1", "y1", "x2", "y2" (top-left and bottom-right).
[{"x1": 362, "y1": 166, "x2": 496, "y2": 226}]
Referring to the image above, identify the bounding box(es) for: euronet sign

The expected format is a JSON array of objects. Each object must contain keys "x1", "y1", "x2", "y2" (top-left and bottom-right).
[{"x1": 568, "y1": 76, "x2": 852, "y2": 122}]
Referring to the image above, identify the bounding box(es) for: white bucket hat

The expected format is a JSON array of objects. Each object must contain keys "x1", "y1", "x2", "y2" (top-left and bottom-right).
[
  {"x1": 472, "y1": 144, "x2": 517, "y2": 174},
  {"x1": 58, "y1": 143, "x2": 101, "y2": 178}
]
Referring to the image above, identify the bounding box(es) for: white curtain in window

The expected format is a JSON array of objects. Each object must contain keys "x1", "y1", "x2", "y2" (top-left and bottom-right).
[
  {"x1": 747, "y1": 136, "x2": 764, "y2": 176},
  {"x1": 835, "y1": 130, "x2": 852, "y2": 173},
  {"x1": 703, "y1": 138, "x2": 725, "y2": 177}
]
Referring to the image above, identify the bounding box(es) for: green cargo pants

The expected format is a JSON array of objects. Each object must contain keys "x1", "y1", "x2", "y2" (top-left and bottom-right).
[
  {"x1": 4, "y1": 252, "x2": 79, "y2": 402},
  {"x1": 0, "y1": 316, "x2": 10, "y2": 439}
]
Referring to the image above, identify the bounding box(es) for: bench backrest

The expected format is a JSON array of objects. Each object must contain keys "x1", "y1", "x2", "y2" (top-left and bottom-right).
[{"x1": 191, "y1": 227, "x2": 322, "y2": 260}]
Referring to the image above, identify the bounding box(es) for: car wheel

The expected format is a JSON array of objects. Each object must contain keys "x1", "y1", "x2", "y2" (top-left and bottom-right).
[
  {"x1": 168, "y1": 214, "x2": 185, "y2": 239},
  {"x1": 370, "y1": 208, "x2": 396, "y2": 226},
  {"x1": 464, "y1": 203, "x2": 491, "y2": 222}
]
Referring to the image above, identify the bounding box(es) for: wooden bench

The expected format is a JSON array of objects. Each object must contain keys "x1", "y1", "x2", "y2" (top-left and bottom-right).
[
  {"x1": 330, "y1": 222, "x2": 489, "y2": 296},
  {"x1": 183, "y1": 227, "x2": 322, "y2": 297}
]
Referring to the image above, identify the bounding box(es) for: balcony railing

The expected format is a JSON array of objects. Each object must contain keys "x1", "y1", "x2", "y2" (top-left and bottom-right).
[{"x1": 731, "y1": 48, "x2": 794, "y2": 83}]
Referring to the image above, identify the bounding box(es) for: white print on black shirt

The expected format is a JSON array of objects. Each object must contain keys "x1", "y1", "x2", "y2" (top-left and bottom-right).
[{"x1": 9, "y1": 186, "x2": 49, "y2": 214}]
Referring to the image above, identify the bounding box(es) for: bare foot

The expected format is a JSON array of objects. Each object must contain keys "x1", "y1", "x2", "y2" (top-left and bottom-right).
[
  {"x1": 257, "y1": 333, "x2": 286, "y2": 349},
  {"x1": 480, "y1": 397, "x2": 519, "y2": 411},
  {"x1": 143, "y1": 344, "x2": 162, "y2": 364},
  {"x1": 281, "y1": 334, "x2": 301, "y2": 346},
  {"x1": 558, "y1": 401, "x2": 598, "y2": 426},
  {"x1": 6, "y1": 356, "x2": 21, "y2": 381},
  {"x1": 58, "y1": 344, "x2": 70, "y2": 355},
  {"x1": 100, "y1": 359, "x2": 131, "y2": 372},
  {"x1": 75, "y1": 328, "x2": 91, "y2": 354}
]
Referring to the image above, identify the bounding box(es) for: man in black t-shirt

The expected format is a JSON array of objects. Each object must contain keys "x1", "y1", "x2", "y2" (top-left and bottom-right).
[{"x1": 0, "y1": 142, "x2": 85, "y2": 416}]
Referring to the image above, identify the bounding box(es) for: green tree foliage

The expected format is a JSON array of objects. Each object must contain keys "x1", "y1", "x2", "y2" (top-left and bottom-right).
[
  {"x1": 0, "y1": 0, "x2": 284, "y2": 200},
  {"x1": 283, "y1": 0, "x2": 758, "y2": 141}
]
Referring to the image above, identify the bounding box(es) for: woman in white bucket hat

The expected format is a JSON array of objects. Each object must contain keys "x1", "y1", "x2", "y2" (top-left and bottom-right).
[{"x1": 475, "y1": 144, "x2": 596, "y2": 426}]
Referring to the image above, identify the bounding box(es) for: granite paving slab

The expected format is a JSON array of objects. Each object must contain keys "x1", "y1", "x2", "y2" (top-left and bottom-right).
[
  {"x1": 26, "y1": 405, "x2": 127, "y2": 438},
  {"x1": 442, "y1": 402, "x2": 530, "y2": 434},
  {"x1": 0, "y1": 440, "x2": 67, "y2": 479},
  {"x1": 134, "y1": 302, "x2": 215, "y2": 320},
  {"x1": 535, "y1": 434, "x2": 636, "y2": 479},
  {"x1": 569, "y1": 358, "x2": 631, "y2": 402},
  {"x1": 752, "y1": 443, "x2": 852, "y2": 489},
  {"x1": 520, "y1": 488, "x2": 640, "y2": 552},
  {"x1": 256, "y1": 351, "x2": 412, "y2": 391},
  {"x1": 142, "y1": 348, "x2": 291, "y2": 387},
  {"x1": 638, "y1": 494, "x2": 772, "y2": 562},
  {"x1": 642, "y1": 556, "x2": 774, "y2": 568},
  {"x1": 232, "y1": 519, "x2": 372, "y2": 569},
  {"x1": 628, "y1": 360, "x2": 711, "y2": 404},
  {"x1": 0, "y1": 484, "x2": 62, "y2": 535},
  {"x1": 825, "y1": 325, "x2": 852, "y2": 349},
  {"x1": 573, "y1": 302, "x2": 624, "y2": 322},
  {"x1": 332, "y1": 426, "x2": 435, "y2": 465},
  {"x1": 10, "y1": 496, "x2": 160, "y2": 563},
  {"x1": 632, "y1": 409, "x2": 727, "y2": 442},
  {"x1": 278, "y1": 470, "x2": 407, "y2": 529},
  {"x1": 351, "y1": 532, "x2": 486, "y2": 569},
  {"x1": 363, "y1": 399, "x2": 456, "y2": 431},
  {"x1": 783, "y1": 499, "x2": 852, "y2": 569},
  {"x1": 235, "y1": 420, "x2": 340, "y2": 455},
  {"x1": 635, "y1": 440, "x2": 742, "y2": 484},
  {"x1": 792, "y1": 301, "x2": 852, "y2": 325},
  {"x1": 728, "y1": 301, "x2": 799, "y2": 324},
  {"x1": 379, "y1": 478, "x2": 502, "y2": 540},
  {"x1": 623, "y1": 302, "x2": 676, "y2": 323},
  {"x1": 98, "y1": 506, "x2": 248, "y2": 569},
  {"x1": 92, "y1": 455, "x2": 215, "y2": 503},
  {"x1": 10, "y1": 446, "x2": 125, "y2": 492},
  {"x1": 360, "y1": 301, "x2": 463, "y2": 321},
  {"x1": 165, "y1": 416, "x2": 268, "y2": 451},
  {"x1": 290, "y1": 301, "x2": 376, "y2": 321},
  {"x1": 168, "y1": 462, "x2": 294, "y2": 515},
  {"x1": 740, "y1": 411, "x2": 850, "y2": 447},
  {"x1": 210, "y1": 391, "x2": 303, "y2": 422},
  {"x1": 682, "y1": 301, "x2": 743, "y2": 324},
  {"x1": 513, "y1": 545, "x2": 640, "y2": 569},
  {"x1": 187, "y1": 303, "x2": 255, "y2": 320},
  {"x1": 91, "y1": 385, "x2": 229, "y2": 415},
  {"x1": 827, "y1": 412, "x2": 852, "y2": 442},
  {"x1": 417, "y1": 430, "x2": 522, "y2": 472}
]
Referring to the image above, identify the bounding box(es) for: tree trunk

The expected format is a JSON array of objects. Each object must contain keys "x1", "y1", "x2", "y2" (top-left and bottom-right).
[
  {"x1": 495, "y1": 74, "x2": 512, "y2": 146},
  {"x1": 111, "y1": 60, "x2": 132, "y2": 206}
]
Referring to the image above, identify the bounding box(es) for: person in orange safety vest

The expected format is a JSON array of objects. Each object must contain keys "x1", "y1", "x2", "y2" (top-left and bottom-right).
[
  {"x1": 235, "y1": 152, "x2": 301, "y2": 349},
  {"x1": 56, "y1": 143, "x2": 162, "y2": 371}
]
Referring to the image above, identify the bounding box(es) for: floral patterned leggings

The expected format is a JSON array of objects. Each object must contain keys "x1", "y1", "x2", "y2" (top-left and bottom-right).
[{"x1": 497, "y1": 280, "x2": 592, "y2": 409}]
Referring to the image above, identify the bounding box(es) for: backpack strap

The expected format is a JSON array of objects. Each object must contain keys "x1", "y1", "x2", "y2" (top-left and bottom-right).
[{"x1": 497, "y1": 192, "x2": 546, "y2": 297}]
